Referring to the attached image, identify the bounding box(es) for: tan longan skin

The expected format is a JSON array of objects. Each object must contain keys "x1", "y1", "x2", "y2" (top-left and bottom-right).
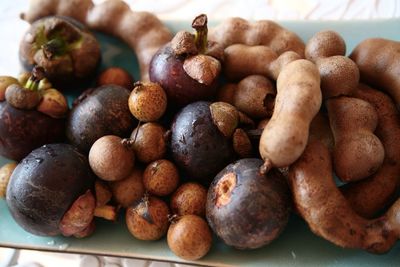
[
  {"x1": 0, "y1": 162, "x2": 17, "y2": 198},
  {"x1": 130, "y1": 122, "x2": 166, "y2": 163},
  {"x1": 170, "y1": 182, "x2": 207, "y2": 217},
  {"x1": 126, "y1": 196, "x2": 170, "y2": 241},
  {"x1": 109, "y1": 167, "x2": 144, "y2": 208},
  {"x1": 128, "y1": 82, "x2": 167, "y2": 122},
  {"x1": 167, "y1": 215, "x2": 212, "y2": 260},
  {"x1": 143, "y1": 159, "x2": 179, "y2": 196},
  {"x1": 89, "y1": 135, "x2": 135, "y2": 181}
]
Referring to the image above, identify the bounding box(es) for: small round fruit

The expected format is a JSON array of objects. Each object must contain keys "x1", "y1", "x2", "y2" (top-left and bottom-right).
[
  {"x1": 0, "y1": 76, "x2": 18, "y2": 101},
  {"x1": 0, "y1": 162, "x2": 17, "y2": 198},
  {"x1": 167, "y1": 214, "x2": 212, "y2": 260},
  {"x1": 143, "y1": 159, "x2": 179, "y2": 196},
  {"x1": 89, "y1": 135, "x2": 135, "y2": 181},
  {"x1": 6, "y1": 143, "x2": 95, "y2": 236},
  {"x1": 170, "y1": 182, "x2": 207, "y2": 217},
  {"x1": 126, "y1": 196, "x2": 170, "y2": 241},
  {"x1": 109, "y1": 168, "x2": 144, "y2": 208},
  {"x1": 128, "y1": 82, "x2": 167, "y2": 122},
  {"x1": 66, "y1": 84, "x2": 136, "y2": 154},
  {"x1": 206, "y1": 158, "x2": 291, "y2": 249},
  {"x1": 170, "y1": 101, "x2": 234, "y2": 184},
  {"x1": 97, "y1": 67, "x2": 134, "y2": 90},
  {"x1": 130, "y1": 122, "x2": 167, "y2": 163}
]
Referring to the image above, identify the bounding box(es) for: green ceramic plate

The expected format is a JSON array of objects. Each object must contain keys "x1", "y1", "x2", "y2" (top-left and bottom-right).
[{"x1": 1, "y1": 19, "x2": 400, "y2": 267}]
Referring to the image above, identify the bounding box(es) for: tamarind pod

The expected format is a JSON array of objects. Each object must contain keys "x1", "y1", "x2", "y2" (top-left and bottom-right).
[
  {"x1": 21, "y1": 0, "x2": 172, "y2": 81},
  {"x1": 223, "y1": 44, "x2": 301, "y2": 81},
  {"x1": 340, "y1": 83, "x2": 400, "y2": 218},
  {"x1": 209, "y1": 17, "x2": 305, "y2": 57},
  {"x1": 308, "y1": 111, "x2": 334, "y2": 151},
  {"x1": 259, "y1": 59, "x2": 321, "y2": 169},
  {"x1": 327, "y1": 96, "x2": 384, "y2": 183},
  {"x1": 288, "y1": 140, "x2": 398, "y2": 254},
  {"x1": 350, "y1": 38, "x2": 400, "y2": 110},
  {"x1": 21, "y1": 0, "x2": 94, "y2": 24},
  {"x1": 305, "y1": 31, "x2": 359, "y2": 99}
]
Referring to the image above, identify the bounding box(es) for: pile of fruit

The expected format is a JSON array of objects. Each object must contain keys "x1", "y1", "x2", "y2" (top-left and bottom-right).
[{"x1": 1, "y1": 0, "x2": 400, "y2": 262}]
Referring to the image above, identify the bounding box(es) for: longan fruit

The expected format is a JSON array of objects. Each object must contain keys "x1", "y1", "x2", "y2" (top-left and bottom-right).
[
  {"x1": 0, "y1": 162, "x2": 17, "y2": 198},
  {"x1": 143, "y1": 159, "x2": 179, "y2": 196},
  {"x1": 170, "y1": 182, "x2": 207, "y2": 217},
  {"x1": 129, "y1": 122, "x2": 167, "y2": 163},
  {"x1": 128, "y1": 82, "x2": 167, "y2": 122},
  {"x1": 97, "y1": 67, "x2": 134, "y2": 90},
  {"x1": 109, "y1": 167, "x2": 144, "y2": 208},
  {"x1": 167, "y1": 215, "x2": 212, "y2": 260},
  {"x1": 126, "y1": 196, "x2": 170, "y2": 240},
  {"x1": 89, "y1": 135, "x2": 135, "y2": 181}
]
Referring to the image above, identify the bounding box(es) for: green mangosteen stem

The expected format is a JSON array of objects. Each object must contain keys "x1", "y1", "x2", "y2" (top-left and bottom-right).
[
  {"x1": 24, "y1": 66, "x2": 46, "y2": 91},
  {"x1": 42, "y1": 38, "x2": 67, "y2": 59},
  {"x1": 192, "y1": 14, "x2": 208, "y2": 54}
]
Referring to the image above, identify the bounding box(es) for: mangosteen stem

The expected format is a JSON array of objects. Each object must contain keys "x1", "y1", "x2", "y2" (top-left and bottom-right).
[
  {"x1": 42, "y1": 38, "x2": 66, "y2": 59},
  {"x1": 24, "y1": 66, "x2": 46, "y2": 91},
  {"x1": 192, "y1": 14, "x2": 208, "y2": 54}
]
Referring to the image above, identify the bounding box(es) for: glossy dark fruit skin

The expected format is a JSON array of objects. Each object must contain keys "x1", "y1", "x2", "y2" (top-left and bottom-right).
[
  {"x1": 149, "y1": 45, "x2": 218, "y2": 107},
  {"x1": 0, "y1": 101, "x2": 65, "y2": 161},
  {"x1": 6, "y1": 143, "x2": 95, "y2": 236},
  {"x1": 170, "y1": 101, "x2": 234, "y2": 185},
  {"x1": 66, "y1": 85, "x2": 136, "y2": 154},
  {"x1": 206, "y1": 158, "x2": 291, "y2": 249}
]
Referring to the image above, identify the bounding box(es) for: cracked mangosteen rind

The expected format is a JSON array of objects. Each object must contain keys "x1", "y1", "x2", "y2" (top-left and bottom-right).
[
  {"x1": 6, "y1": 143, "x2": 96, "y2": 236},
  {"x1": 206, "y1": 158, "x2": 291, "y2": 249}
]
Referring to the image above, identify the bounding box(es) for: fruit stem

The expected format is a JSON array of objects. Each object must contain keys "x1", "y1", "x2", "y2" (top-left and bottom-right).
[
  {"x1": 41, "y1": 38, "x2": 67, "y2": 59},
  {"x1": 192, "y1": 14, "x2": 208, "y2": 54},
  {"x1": 24, "y1": 66, "x2": 46, "y2": 91}
]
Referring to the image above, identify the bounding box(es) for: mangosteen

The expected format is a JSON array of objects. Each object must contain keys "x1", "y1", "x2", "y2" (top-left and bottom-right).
[
  {"x1": 66, "y1": 84, "x2": 136, "y2": 154},
  {"x1": 6, "y1": 143, "x2": 96, "y2": 236},
  {"x1": 149, "y1": 14, "x2": 223, "y2": 107},
  {"x1": 0, "y1": 68, "x2": 67, "y2": 161},
  {"x1": 170, "y1": 101, "x2": 235, "y2": 185},
  {"x1": 206, "y1": 158, "x2": 291, "y2": 249},
  {"x1": 19, "y1": 16, "x2": 101, "y2": 90}
]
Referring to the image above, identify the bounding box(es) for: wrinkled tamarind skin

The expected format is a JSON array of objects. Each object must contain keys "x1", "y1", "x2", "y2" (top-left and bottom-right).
[
  {"x1": 288, "y1": 140, "x2": 400, "y2": 254},
  {"x1": 340, "y1": 84, "x2": 400, "y2": 218},
  {"x1": 350, "y1": 38, "x2": 400, "y2": 110},
  {"x1": 21, "y1": 0, "x2": 172, "y2": 81},
  {"x1": 209, "y1": 17, "x2": 305, "y2": 56}
]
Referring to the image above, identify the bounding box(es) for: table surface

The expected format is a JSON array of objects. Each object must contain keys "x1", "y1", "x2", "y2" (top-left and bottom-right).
[{"x1": 1, "y1": 0, "x2": 400, "y2": 267}]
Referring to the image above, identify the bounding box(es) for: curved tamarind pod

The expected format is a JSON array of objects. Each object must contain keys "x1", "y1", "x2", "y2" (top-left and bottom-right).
[
  {"x1": 223, "y1": 44, "x2": 301, "y2": 81},
  {"x1": 308, "y1": 111, "x2": 334, "y2": 151},
  {"x1": 326, "y1": 96, "x2": 384, "y2": 182},
  {"x1": 21, "y1": 0, "x2": 172, "y2": 81},
  {"x1": 288, "y1": 140, "x2": 400, "y2": 254},
  {"x1": 340, "y1": 83, "x2": 400, "y2": 218},
  {"x1": 305, "y1": 31, "x2": 359, "y2": 99},
  {"x1": 209, "y1": 17, "x2": 305, "y2": 56},
  {"x1": 350, "y1": 38, "x2": 400, "y2": 110},
  {"x1": 259, "y1": 59, "x2": 321, "y2": 169}
]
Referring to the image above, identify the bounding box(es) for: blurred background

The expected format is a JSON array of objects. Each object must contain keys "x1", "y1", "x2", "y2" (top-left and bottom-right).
[{"x1": 0, "y1": 0, "x2": 399, "y2": 266}]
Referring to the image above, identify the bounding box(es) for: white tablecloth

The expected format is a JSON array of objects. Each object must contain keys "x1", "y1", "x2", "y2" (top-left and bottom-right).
[{"x1": 0, "y1": 0, "x2": 399, "y2": 266}]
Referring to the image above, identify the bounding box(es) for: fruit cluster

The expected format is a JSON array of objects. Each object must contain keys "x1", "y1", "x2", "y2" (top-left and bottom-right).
[{"x1": 1, "y1": 0, "x2": 400, "y2": 264}]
